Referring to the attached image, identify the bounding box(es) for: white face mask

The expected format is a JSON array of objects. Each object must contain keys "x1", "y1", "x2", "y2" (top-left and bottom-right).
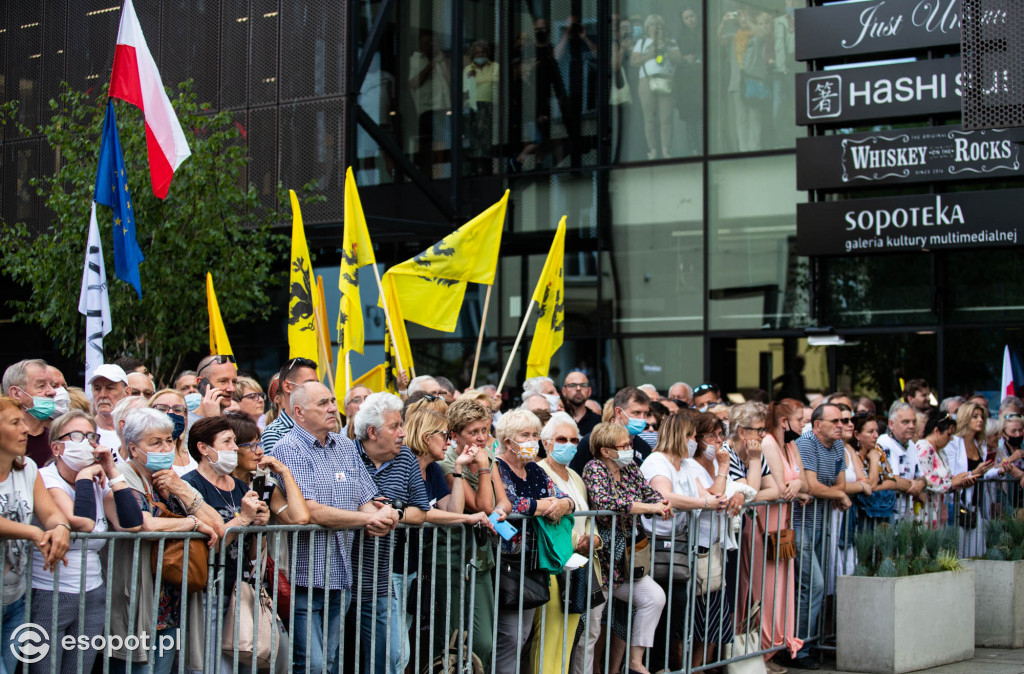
[
  {"x1": 51, "y1": 388, "x2": 71, "y2": 418},
  {"x1": 702, "y1": 445, "x2": 718, "y2": 461},
  {"x1": 209, "y1": 449, "x2": 239, "y2": 476},
  {"x1": 686, "y1": 439, "x2": 699, "y2": 455},
  {"x1": 613, "y1": 448, "x2": 635, "y2": 467},
  {"x1": 61, "y1": 440, "x2": 96, "y2": 473}
]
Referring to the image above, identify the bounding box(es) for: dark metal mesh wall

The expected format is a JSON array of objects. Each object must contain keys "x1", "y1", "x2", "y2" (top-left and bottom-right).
[
  {"x1": 160, "y1": 0, "x2": 220, "y2": 109},
  {"x1": 961, "y1": 0, "x2": 1024, "y2": 129}
]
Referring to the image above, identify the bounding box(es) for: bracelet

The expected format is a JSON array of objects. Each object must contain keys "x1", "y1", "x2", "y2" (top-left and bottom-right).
[
  {"x1": 188, "y1": 515, "x2": 200, "y2": 532},
  {"x1": 477, "y1": 468, "x2": 491, "y2": 474},
  {"x1": 452, "y1": 473, "x2": 464, "y2": 479},
  {"x1": 186, "y1": 494, "x2": 204, "y2": 515},
  {"x1": 56, "y1": 523, "x2": 72, "y2": 533},
  {"x1": 108, "y1": 475, "x2": 127, "y2": 487}
]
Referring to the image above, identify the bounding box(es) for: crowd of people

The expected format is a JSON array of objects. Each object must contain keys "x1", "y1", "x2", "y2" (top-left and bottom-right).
[{"x1": 0, "y1": 357, "x2": 1020, "y2": 674}]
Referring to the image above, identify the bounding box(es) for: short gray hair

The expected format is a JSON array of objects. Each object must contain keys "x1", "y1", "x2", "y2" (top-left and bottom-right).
[
  {"x1": 122, "y1": 407, "x2": 173, "y2": 449},
  {"x1": 730, "y1": 401, "x2": 767, "y2": 438},
  {"x1": 939, "y1": 396, "x2": 964, "y2": 414},
  {"x1": 355, "y1": 392, "x2": 404, "y2": 440},
  {"x1": 1000, "y1": 396, "x2": 1024, "y2": 416},
  {"x1": 541, "y1": 412, "x2": 578, "y2": 441},
  {"x1": 407, "y1": 375, "x2": 437, "y2": 397},
  {"x1": 520, "y1": 393, "x2": 548, "y2": 411},
  {"x1": 638, "y1": 384, "x2": 659, "y2": 399},
  {"x1": 888, "y1": 400, "x2": 913, "y2": 419},
  {"x1": 112, "y1": 396, "x2": 146, "y2": 428},
  {"x1": 3, "y1": 359, "x2": 48, "y2": 393},
  {"x1": 522, "y1": 376, "x2": 554, "y2": 396},
  {"x1": 290, "y1": 381, "x2": 323, "y2": 413},
  {"x1": 495, "y1": 408, "x2": 542, "y2": 447}
]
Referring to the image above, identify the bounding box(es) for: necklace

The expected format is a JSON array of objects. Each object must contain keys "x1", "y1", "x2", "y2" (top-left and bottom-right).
[{"x1": 213, "y1": 481, "x2": 241, "y2": 518}]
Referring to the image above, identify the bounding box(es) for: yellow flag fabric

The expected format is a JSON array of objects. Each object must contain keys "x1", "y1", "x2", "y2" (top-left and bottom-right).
[
  {"x1": 206, "y1": 272, "x2": 233, "y2": 356},
  {"x1": 381, "y1": 274, "x2": 414, "y2": 375},
  {"x1": 352, "y1": 364, "x2": 386, "y2": 393},
  {"x1": 287, "y1": 190, "x2": 318, "y2": 371},
  {"x1": 339, "y1": 167, "x2": 377, "y2": 355},
  {"x1": 526, "y1": 217, "x2": 566, "y2": 379},
  {"x1": 381, "y1": 190, "x2": 508, "y2": 332},
  {"x1": 316, "y1": 276, "x2": 332, "y2": 366}
]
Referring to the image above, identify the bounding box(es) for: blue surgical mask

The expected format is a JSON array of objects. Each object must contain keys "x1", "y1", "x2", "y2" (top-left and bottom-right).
[
  {"x1": 145, "y1": 450, "x2": 175, "y2": 472},
  {"x1": 27, "y1": 396, "x2": 55, "y2": 421},
  {"x1": 167, "y1": 413, "x2": 186, "y2": 441},
  {"x1": 184, "y1": 392, "x2": 202, "y2": 412},
  {"x1": 474, "y1": 57, "x2": 488, "y2": 66},
  {"x1": 625, "y1": 416, "x2": 646, "y2": 436},
  {"x1": 550, "y1": 442, "x2": 578, "y2": 465}
]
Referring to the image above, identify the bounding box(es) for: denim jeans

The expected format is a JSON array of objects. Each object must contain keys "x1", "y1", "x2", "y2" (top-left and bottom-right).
[
  {"x1": 293, "y1": 587, "x2": 349, "y2": 674},
  {"x1": 359, "y1": 592, "x2": 403, "y2": 674},
  {"x1": 793, "y1": 524, "x2": 824, "y2": 659},
  {"x1": 0, "y1": 594, "x2": 25, "y2": 674},
  {"x1": 391, "y1": 571, "x2": 415, "y2": 671}
]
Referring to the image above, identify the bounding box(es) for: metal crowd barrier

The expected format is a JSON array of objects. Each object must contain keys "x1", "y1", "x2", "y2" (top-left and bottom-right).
[{"x1": 5, "y1": 480, "x2": 1020, "y2": 674}]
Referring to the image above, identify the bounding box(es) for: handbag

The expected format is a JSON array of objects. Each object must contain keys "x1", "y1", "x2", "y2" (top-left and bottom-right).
[
  {"x1": 145, "y1": 492, "x2": 209, "y2": 594},
  {"x1": 741, "y1": 72, "x2": 770, "y2": 101},
  {"x1": 651, "y1": 538, "x2": 690, "y2": 582},
  {"x1": 623, "y1": 534, "x2": 651, "y2": 579},
  {"x1": 264, "y1": 556, "x2": 291, "y2": 622},
  {"x1": 222, "y1": 579, "x2": 280, "y2": 669},
  {"x1": 425, "y1": 629, "x2": 485, "y2": 674},
  {"x1": 610, "y1": 66, "x2": 632, "y2": 105},
  {"x1": 498, "y1": 559, "x2": 551, "y2": 611},
  {"x1": 558, "y1": 565, "x2": 606, "y2": 614},
  {"x1": 958, "y1": 497, "x2": 979, "y2": 529},
  {"x1": 756, "y1": 509, "x2": 796, "y2": 562},
  {"x1": 642, "y1": 61, "x2": 673, "y2": 96},
  {"x1": 695, "y1": 543, "x2": 723, "y2": 596},
  {"x1": 724, "y1": 631, "x2": 768, "y2": 674}
]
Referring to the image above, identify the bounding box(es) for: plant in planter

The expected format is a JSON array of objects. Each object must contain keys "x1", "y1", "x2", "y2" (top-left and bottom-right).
[
  {"x1": 852, "y1": 520, "x2": 961, "y2": 577},
  {"x1": 983, "y1": 509, "x2": 1024, "y2": 561}
]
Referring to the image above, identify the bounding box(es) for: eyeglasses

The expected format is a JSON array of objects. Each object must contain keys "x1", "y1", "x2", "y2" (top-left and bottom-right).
[
  {"x1": 234, "y1": 392, "x2": 266, "y2": 403},
  {"x1": 427, "y1": 430, "x2": 452, "y2": 441},
  {"x1": 563, "y1": 383, "x2": 589, "y2": 390},
  {"x1": 740, "y1": 426, "x2": 767, "y2": 436},
  {"x1": 839, "y1": 418, "x2": 854, "y2": 425},
  {"x1": 553, "y1": 435, "x2": 580, "y2": 444},
  {"x1": 237, "y1": 441, "x2": 263, "y2": 452},
  {"x1": 613, "y1": 443, "x2": 633, "y2": 451},
  {"x1": 57, "y1": 431, "x2": 100, "y2": 443},
  {"x1": 1006, "y1": 413, "x2": 1023, "y2": 420},
  {"x1": 702, "y1": 432, "x2": 725, "y2": 441},
  {"x1": 197, "y1": 354, "x2": 236, "y2": 377},
  {"x1": 820, "y1": 417, "x2": 842, "y2": 424},
  {"x1": 152, "y1": 404, "x2": 187, "y2": 416},
  {"x1": 422, "y1": 394, "x2": 441, "y2": 402}
]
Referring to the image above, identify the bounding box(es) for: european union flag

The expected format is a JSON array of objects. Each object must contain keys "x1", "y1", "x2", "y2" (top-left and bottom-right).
[{"x1": 95, "y1": 100, "x2": 144, "y2": 299}]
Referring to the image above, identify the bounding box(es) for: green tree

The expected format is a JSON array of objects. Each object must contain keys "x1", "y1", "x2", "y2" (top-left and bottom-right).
[{"x1": 0, "y1": 83, "x2": 313, "y2": 385}]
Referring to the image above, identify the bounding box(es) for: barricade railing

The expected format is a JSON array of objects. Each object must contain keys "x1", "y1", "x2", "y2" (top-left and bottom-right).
[{"x1": 9, "y1": 482, "x2": 1019, "y2": 674}]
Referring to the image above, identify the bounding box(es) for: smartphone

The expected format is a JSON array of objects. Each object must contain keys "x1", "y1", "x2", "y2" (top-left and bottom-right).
[
  {"x1": 198, "y1": 378, "x2": 212, "y2": 397},
  {"x1": 251, "y1": 474, "x2": 267, "y2": 500}
]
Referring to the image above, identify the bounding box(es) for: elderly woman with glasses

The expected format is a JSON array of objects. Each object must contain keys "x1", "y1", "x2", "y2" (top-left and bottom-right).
[
  {"x1": 32, "y1": 411, "x2": 143, "y2": 674},
  {"x1": 147, "y1": 389, "x2": 196, "y2": 476},
  {"x1": 108, "y1": 408, "x2": 223, "y2": 674},
  {"x1": 583, "y1": 422, "x2": 670, "y2": 674}
]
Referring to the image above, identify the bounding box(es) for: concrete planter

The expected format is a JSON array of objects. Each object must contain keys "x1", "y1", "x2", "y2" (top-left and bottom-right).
[
  {"x1": 836, "y1": 568, "x2": 975, "y2": 674},
  {"x1": 962, "y1": 560, "x2": 1024, "y2": 648}
]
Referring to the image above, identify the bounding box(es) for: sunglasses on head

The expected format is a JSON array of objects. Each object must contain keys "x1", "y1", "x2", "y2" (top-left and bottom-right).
[
  {"x1": 694, "y1": 384, "x2": 719, "y2": 395},
  {"x1": 197, "y1": 354, "x2": 236, "y2": 377},
  {"x1": 284, "y1": 357, "x2": 317, "y2": 376}
]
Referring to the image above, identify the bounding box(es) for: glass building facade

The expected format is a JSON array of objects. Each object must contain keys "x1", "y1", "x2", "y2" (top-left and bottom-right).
[{"x1": 2, "y1": 0, "x2": 1022, "y2": 403}]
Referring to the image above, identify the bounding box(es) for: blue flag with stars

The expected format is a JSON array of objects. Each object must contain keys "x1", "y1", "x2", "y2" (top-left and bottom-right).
[{"x1": 95, "y1": 100, "x2": 144, "y2": 299}]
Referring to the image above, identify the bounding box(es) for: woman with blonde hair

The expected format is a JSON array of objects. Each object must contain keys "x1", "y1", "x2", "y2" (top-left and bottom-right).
[
  {"x1": 631, "y1": 13, "x2": 682, "y2": 159},
  {"x1": 640, "y1": 411, "x2": 725, "y2": 672},
  {"x1": 229, "y1": 376, "x2": 267, "y2": 428},
  {"x1": 946, "y1": 401, "x2": 998, "y2": 556},
  {"x1": 147, "y1": 389, "x2": 197, "y2": 476}
]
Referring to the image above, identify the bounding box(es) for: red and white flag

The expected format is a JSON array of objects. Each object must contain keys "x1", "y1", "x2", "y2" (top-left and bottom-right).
[
  {"x1": 1002, "y1": 345, "x2": 1016, "y2": 400},
  {"x1": 109, "y1": 0, "x2": 191, "y2": 199}
]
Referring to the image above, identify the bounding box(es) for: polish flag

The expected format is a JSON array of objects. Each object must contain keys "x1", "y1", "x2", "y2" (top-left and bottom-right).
[
  {"x1": 1002, "y1": 345, "x2": 1016, "y2": 399},
  {"x1": 109, "y1": 0, "x2": 191, "y2": 199}
]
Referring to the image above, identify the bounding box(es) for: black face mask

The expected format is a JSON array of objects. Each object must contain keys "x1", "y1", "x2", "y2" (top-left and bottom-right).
[
  {"x1": 1008, "y1": 435, "x2": 1023, "y2": 449},
  {"x1": 782, "y1": 422, "x2": 801, "y2": 444}
]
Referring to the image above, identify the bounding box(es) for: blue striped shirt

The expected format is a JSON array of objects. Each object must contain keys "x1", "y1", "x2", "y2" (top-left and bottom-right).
[
  {"x1": 352, "y1": 441, "x2": 431, "y2": 597},
  {"x1": 271, "y1": 424, "x2": 377, "y2": 590},
  {"x1": 261, "y1": 411, "x2": 294, "y2": 455}
]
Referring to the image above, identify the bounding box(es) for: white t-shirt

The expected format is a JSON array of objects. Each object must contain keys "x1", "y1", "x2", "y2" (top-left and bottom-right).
[
  {"x1": 97, "y1": 427, "x2": 122, "y2": 456},
  {"x1": 172, "y1": 455, "x2": 199, "y2": 478},
  {"x1": 0, "y1": 459, "x2": 38, "y2": 604},
  {"x1": 640, "y1": 452, "x2": 695, "y2": 537},
  {"x1": 681, "y1": 458, "x2": 732, "y2": 549},
  {"x1": 32, "y1": 464, "x2": 109, "y2": 593}
]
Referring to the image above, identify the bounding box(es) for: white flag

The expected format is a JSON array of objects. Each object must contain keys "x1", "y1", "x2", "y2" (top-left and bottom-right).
[{"x1": 78, "y1": 202, "x2": 112, "y2": 390}]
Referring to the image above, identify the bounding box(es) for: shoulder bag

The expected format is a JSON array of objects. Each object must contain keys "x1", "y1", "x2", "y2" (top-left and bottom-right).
[
  {"x1": 145, "y1": 491, "x2": 209, "y2": 593},
  {"x1": 222, "y1": 577, "x2": 280, "y2": 669},
  {"x1": 497, "y1": 521, "x2": 551, "y2": 610},
  {"x1": 652, "y1": 536, "x2": 690, "y2": 582},
  {"x1": 756, "y1": 508, "x2": 796, "y2": 561},
  {"x1": 641, "y1": 59, "x2": 673, "y2": 96},
  {"x1": 623, "y1": 532, "x2": 651, "y2": 579},
  {"x1": 695, "y1": 542, "x2": 723, "y2": 596}
]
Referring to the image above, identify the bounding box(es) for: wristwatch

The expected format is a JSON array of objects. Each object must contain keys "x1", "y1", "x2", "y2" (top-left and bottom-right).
[{"x1": 393, "y1": 499, "x2": 406, "y2": 523}]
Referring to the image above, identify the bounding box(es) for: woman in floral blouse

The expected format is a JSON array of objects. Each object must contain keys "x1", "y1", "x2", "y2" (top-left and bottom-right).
[
  {"x1": 490, "y1": 409, "x2": 574, "y2": 674},
  {"x1": 583, "y1": 422, "x2": 671, "y2": 674},
  {"x1": 918, "y1": 410, "x2": 976, "y2": 528}
]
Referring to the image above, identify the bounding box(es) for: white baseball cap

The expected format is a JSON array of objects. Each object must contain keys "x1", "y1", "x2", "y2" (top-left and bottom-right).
[{"x1": 88, "y1": 364, "x2": 129, "y2": 386}]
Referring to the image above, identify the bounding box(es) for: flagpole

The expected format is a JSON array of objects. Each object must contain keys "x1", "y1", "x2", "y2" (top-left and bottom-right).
[
  {"x1": 371, "y1": 265, "x2": 409, "y2": 379},
  {"x1": 497, "y1": 299, "x2": 536, "y2": 395},
  {"x1": 312, "y1": 294, "x2": 336, "y2": 392},
  {"x1": 469, "y1": 284, "x2": 493, "y2": 390},
  {"x1": 345, "y1": 351, "x2": 352, "y2": 392}
]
